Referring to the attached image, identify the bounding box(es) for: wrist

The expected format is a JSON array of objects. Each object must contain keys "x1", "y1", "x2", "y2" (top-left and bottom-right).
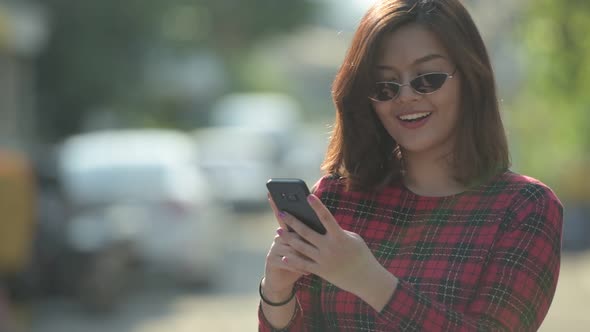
[
  {"x1": 258, "y1": 277, "x2": 295, "y2": 307},
  {"x1": 356, "y1": 264, "x2": 398, "y2": 312},
  {"x1": 261, "y1": 277, "x2": 295, "y2": 302}
]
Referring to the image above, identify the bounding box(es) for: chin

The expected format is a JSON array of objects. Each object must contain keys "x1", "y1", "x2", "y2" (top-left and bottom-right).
[{"x1": 398, "y1": 139, "x2": 451, "y2": 156}]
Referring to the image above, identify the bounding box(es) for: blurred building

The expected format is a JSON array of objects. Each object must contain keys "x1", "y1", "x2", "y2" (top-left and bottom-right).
[{"x1": 0, "y1": 1, "x2": 48, "y2": 151}]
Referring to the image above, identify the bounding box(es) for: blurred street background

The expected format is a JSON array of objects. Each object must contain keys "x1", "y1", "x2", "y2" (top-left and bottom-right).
[{"x1": 0, "y1": 0, "x2": 589, "y2": 331}]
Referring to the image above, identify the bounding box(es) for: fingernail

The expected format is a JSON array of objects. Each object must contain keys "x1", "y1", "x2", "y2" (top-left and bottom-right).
[
  {"x1": 276, "y1": 228, "x2": 284, "y2": 236},
  {"x1": 279, "y1": 211, "x2": 286, "y2": 219},
  {"x1": 282, "y1": 256, "x2": 288, "y2": 264},
  {"x1": 307, "y1": 194, "x2": 316, "y2": 203}
]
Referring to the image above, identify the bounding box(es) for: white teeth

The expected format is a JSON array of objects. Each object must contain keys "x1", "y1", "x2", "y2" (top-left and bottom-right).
[{"x1": 398, "y1": 112, "x2": 432, "y2": 121}]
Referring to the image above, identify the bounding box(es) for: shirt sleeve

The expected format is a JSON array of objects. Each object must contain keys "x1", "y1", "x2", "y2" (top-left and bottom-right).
[{"x1": 375, "y1": 184, "x2": 563, "y2": 331}]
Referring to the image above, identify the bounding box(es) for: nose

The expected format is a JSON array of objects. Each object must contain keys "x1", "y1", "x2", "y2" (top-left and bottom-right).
[{"x1": 396, "y1": 83, "x2": 420, "y2": 104}]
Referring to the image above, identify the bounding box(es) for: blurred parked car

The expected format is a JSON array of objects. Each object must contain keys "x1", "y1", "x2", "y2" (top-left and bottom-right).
[
  {"x1": 209, "y1": 92, "x2": 302, "y2": 165},
  {"x1": 281, "y1": 124, "x2": 330, "y2": 187},
  {"x1": 193, "y1": 127, "x2": 277, "y2": 211},
  {"x1": 56, "y1": 129, "x2": 229, "y2": 309},
  {"x1": 203, "y1": 92, "x2": 304, "y2": 209}
]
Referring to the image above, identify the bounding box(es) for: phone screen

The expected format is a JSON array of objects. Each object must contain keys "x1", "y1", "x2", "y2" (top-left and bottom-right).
[{"x1": 266, "y1": 178, "x2": 326, "y2": 234}]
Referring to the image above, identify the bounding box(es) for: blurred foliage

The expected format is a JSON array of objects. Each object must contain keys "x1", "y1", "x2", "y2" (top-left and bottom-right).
[
  {"x1": 35, "y1": 0, "x2": 314, "y2": 141},
  {"x1": 510, "y1": 0, "x2": 590, "y2": 200}
]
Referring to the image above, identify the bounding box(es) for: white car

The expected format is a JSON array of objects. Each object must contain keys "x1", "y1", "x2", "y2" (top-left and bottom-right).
[
  {"x1": 210, "y1": 92, "x2": 303, "y2": 164},
  {"x1": 200, "y1": 93, "x2": 304, "y2": 209},
  {"x1": 193, "y1": 126, "x2": 278, "y2": 210},
  {"x1": 57, "y1": 129, "x2": 228, "y2": 286}
]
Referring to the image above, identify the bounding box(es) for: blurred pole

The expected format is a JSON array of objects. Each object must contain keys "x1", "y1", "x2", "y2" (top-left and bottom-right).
[{"x1": 0, "y1": 2, "x2": 48, "y2": 152}]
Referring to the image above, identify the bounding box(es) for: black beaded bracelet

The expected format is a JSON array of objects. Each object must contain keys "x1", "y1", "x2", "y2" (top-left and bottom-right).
[{"x1": 259, "y1": 277, "x2": 296, "y2": 306}]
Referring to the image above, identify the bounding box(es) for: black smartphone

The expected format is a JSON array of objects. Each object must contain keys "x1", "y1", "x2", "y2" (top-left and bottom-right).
[{"x1": 266, "y1": 178, "x2": 327, "y2": 235}]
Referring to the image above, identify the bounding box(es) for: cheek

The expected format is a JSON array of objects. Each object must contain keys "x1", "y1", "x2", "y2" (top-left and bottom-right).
[
  {"x1": 371, "y1": 103, "x2": 404, "y2": 141},
  {"x1": 432, "y1": 85, "x2": 461, "y2": 122},
  {"x1": 372, "y1": 104, "x2": 394, "y2": 127},
  {"x1": 437, "y1": 96, "x2": 460, "y2": 118}
]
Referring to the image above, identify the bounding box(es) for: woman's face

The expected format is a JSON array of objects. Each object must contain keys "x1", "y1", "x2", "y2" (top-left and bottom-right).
[{"x1": 371, "y1": 23, "x2": 461, "y2": 159}]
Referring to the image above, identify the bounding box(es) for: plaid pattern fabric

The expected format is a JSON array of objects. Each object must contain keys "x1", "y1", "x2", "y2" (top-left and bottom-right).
[{"x1": 259, "y1": 171, "x2": 563, "y2": 331}]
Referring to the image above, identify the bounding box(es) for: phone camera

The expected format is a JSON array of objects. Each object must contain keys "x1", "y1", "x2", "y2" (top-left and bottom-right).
[{"x1": 281, "y1": 193, "x2": 298, "y2": 201}]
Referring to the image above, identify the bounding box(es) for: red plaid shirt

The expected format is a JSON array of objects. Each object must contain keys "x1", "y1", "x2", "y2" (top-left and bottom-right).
[{"x1": 259, "y1": 171, "x2": 563, "y2": 331}]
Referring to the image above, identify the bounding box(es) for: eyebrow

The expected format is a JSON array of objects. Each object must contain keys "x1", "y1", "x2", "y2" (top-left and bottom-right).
[{"x1": 376, "y1": 53, "x2": 447, "y2": 71}]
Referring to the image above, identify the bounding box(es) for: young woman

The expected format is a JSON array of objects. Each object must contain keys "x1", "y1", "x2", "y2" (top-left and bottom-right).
[{"x1": 259, "y1": 0, "x2": 563, "y2": 331}]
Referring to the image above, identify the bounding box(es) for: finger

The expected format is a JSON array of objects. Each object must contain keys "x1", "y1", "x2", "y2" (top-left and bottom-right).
[
  {"x1": 280, "y1": 211, "x2": 323, "y2": 245},
  {"x1": 269, "y1": 256, "x2": 308, "y2": 275},
  {"x1": 267, "y1": 246, "x2": 311, "y2": 275},
  {"x1": 276, "y1": 228, "x2": 310, "y2": 250},
  {"x1": 282, "y1": 254, "x2": 318, "y2": 275},
  {"x1": 286, "y1": 235, "x2": 320, "y2": 262},
  {"x1": 270, "y1": 234, "x2": 305, "y2": 256},
  {"x1": 273, "y1": 233, "x2": 318, "y2": 264},
  {"x1": 268, "y1": 193, "x2": 288, "y2": 229},
  {"x1": 277, "y1": 229, "x2": 319, "y2": 258},
  {"x1": 277, "y1": 227, "x2": 310, "y2": 244},
  {"x1": 307, "y1": 194, "x2": 342, "y2": 234},
  {"x1": 271, "y1": 232, "x2": 287, "y2": 247}
]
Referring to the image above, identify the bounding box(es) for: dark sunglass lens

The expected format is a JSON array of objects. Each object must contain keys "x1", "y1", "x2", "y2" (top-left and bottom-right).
[
  {"x1": 372, "y1": 82, "x2": 399, "y2": 101},
  {"x1": 411, "y1": 73, "x2": 448, "y2": 93}
]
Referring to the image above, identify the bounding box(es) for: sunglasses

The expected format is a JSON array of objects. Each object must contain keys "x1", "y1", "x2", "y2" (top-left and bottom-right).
[{"x1": 369, "y1": 69, "x2": 456, "y2": 102}]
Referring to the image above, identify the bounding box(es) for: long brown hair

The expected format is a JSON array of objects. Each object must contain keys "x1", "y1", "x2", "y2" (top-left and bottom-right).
[{"x1": 321, "y1": 0, "x2": 509, "y2": 191}]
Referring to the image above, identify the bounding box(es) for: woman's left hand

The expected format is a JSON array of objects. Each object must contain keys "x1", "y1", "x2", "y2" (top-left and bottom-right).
[{"x1": 277, "y1": 194, "x2": 383, "y2": 296}]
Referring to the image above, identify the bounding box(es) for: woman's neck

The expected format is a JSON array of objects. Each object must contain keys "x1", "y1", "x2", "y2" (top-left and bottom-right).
[{"x1": 401, "y1": 150, "x2": 466, "y2": 197}]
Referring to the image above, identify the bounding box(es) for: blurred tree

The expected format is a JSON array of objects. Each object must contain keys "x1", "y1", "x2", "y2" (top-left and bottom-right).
[
  {"x1": 35, "y1": 0, "x2": 314, "y2": 141},
  {"x1": 511, "y1": 0, "x2": 590, "y2": 198}
]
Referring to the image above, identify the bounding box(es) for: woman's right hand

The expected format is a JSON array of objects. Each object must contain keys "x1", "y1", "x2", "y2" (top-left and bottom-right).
[{"x1": 262, "y1": 195, "x2": 307, "y2": 297}]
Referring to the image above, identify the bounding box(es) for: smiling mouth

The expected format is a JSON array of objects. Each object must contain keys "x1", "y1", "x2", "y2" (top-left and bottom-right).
[{"x1": 397, "y1": 112, "x2": 432, "y2": 122}]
